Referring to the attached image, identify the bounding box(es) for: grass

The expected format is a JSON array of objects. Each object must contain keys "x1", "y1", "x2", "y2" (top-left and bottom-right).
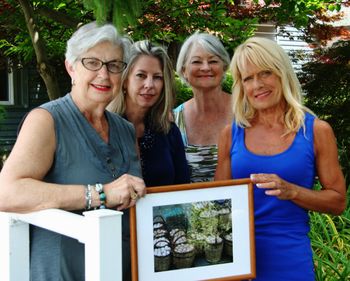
[{"x1": 309, "y1": 184, "x2": 350, "y2": 281}]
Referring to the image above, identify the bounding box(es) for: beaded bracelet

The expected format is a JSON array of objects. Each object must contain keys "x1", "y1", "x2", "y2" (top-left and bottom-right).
[
  {"x1": 94, "y1": 183, "x2": 106, "y2": 209},
  {"x1": 84, "y1": 184, "x2": 92, "y2": 210}
]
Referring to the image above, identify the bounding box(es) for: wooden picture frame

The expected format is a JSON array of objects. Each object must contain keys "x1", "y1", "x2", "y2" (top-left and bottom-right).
[{"x1": 130, "y1": 179, "x2": 255, "y2": 281}]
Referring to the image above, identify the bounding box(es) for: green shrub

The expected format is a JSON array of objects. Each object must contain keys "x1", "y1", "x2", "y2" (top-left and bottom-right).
[
  {"x1": 174, "y1": 76, "x2": 193, "y2": 107},
  {"x1": 309, "y1": 183, "x2": 350, "y2": 281},
  {"x1": 221, "y1": 72, "x2": 233, "y2": 94},
  {"x1": 299, "y1": 40, "x2": 350, "y2": 181}
]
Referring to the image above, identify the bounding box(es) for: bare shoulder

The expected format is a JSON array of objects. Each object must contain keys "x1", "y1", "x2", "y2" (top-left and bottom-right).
[
  {"x1": 218, "y1": 123, "x2": 233, "y2": 144},
  {"x1": 2, "y1": 108, "x2": 56, "y2": 179},
  {"x1": 21, "y1": 108, "x2": 54, "y2": 131},
  {"x1": 221, "y1": 92, "x2": 233, "y2": 118},
  {"x1": 16, "y1": 108, "x2": 55, "y2": 146},
  {"x1": 221, "y1": 123, "x2": 232, "y2": 136},
  {"x1": 313, "y1": 118, "x2": 338, "y2": 155},
  {"x1": 313, "y1": 118, "x2": 335, "y2": 139}
]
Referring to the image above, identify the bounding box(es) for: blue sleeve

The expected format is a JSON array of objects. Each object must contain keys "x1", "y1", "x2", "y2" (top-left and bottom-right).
[{"x1": 168, "y1": 122, "x2": 191, "y2": 184}]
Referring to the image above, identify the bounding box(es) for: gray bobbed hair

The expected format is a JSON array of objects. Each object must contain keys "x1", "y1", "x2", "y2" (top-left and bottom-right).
[
  {"x1": 176, "y1": 31, "x2": 230, "y2": 84},
  {"x1": 65, "y1": 21, "x2": 132, "y2": 64}
]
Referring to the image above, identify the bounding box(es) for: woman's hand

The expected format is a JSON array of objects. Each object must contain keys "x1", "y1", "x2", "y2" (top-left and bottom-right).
[
  {"x1": 250, "y1": 173, "x2": 298, "y2": 200},
  {"x1": 104, "y1": 174, "x2": 146, "y2": 210}
]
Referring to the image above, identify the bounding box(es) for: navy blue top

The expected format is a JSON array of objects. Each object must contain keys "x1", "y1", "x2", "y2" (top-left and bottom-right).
[
  {"x1": 138, "y1": 122, "x2": 190, "y2": 187},
  {"x1": 230, "y1": 112, "x2": 316, "y2": 281}
]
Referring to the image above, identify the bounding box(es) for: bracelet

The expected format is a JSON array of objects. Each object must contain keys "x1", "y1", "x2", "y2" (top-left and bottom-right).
[
  {"x1": 85, "y1": 184, "x2": 93, "y2": 210},
  {"x1": 94, "y1": 183, "x2": 106, "y2": 209}
]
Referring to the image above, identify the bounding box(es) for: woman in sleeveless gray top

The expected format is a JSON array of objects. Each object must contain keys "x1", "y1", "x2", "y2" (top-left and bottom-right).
[
  {"x1": 174, "y1": 32, "x2": 233, "y2": 183},
  {"x1": 0, "y1": 22, "x2": 146, "y2": 281}
]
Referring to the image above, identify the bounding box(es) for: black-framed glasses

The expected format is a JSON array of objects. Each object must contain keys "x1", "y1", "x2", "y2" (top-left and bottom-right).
[{"x1": 81, "y1": 57, "x2": 127, "y2": 74}]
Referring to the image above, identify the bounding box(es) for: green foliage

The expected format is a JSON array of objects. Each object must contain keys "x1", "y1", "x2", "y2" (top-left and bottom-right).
[
  {"x1": 222, "y1": 72, "x2": 234, "y2": 94},
  {"x1": 299, "y1": 40, "x2": 350, "y2": 180},
  {"x1": 309, "y1": 183, "x2": 350, "y2": 281},
  {"x1": 257, "y1": 0, "x2": 343, "y2": 27},
  {"x1": 0, "y1": 0, "x2": 86, "y2": 63},
  {"x1": 129, "y1": 0, "x2": 257, "y2": 54},
  {"x1": 82, "y1": 0, "x2": 141, "y2": 33},
  {"x1": 174, "y1": 76, "x2": 193, "y2": 107},
  {"x1": 1, "y1": 0, "x2": 344, "y2": 68},
  {"x1": 188, "y1": 200, "x2": 232, "y2": 238}
]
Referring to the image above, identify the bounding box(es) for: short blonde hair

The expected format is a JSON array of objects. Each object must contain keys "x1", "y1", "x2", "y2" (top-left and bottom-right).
[{"x1": 230, "y1": 37, "x2": 314, "y2": 133}]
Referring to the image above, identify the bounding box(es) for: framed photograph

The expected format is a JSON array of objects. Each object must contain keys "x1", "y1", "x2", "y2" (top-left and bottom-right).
[{"x1": 130, "y1": 179, "x2": 255, "y2": 281}]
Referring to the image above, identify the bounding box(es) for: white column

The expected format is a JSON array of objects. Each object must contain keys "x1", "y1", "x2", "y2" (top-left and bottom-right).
[
  {"x1": 0, "y1": 209, "x2": 123, "y2": 281},
  {"x1": 83, "y1": 209, "x2": 123, "y2": 281},
  {"x1": 0, "y1": 213, "x2": 30, "y2": 281}
]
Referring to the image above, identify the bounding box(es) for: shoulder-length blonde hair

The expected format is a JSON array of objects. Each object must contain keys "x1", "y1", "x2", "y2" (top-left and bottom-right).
[
  {"x1": 230, "y1": 37, "x2": 314, "y2": 133},
  {"x1": 107, "y1": 40, "x2": 175, "y2": 133}
]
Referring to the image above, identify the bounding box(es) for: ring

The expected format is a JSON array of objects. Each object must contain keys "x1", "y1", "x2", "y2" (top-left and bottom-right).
[{"x1": 130, "y1": 191, "x2": 138, "y2": 200}]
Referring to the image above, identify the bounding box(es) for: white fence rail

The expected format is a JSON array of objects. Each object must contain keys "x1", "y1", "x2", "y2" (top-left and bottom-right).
[{"x1": 0, "y1": 209, "x2": 123, "y2": 281}]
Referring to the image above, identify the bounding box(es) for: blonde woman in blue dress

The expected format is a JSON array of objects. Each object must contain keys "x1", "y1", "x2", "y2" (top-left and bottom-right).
[
  {"x1": 174, "y1": 32, "x2": 232, "y2": 182},
  {"x1": 215, "y1": 37, "x2": 346, "y2": 280}
]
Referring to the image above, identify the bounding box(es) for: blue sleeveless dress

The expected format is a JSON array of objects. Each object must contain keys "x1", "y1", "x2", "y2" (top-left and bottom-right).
[
  {"x1": 30, "y1": 93, "x2": 142, "y2": 281},
  {"x1": 230, "y1": 112, "x2": 316, "y2": 281}
]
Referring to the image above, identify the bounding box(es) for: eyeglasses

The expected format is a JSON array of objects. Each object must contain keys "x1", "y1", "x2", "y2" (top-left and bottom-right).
[{"x1": 81, "y1": 57, "x2": 127, "y2": 74}]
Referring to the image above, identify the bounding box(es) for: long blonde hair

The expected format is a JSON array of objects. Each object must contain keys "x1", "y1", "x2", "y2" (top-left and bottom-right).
[
  {"x1": 108, "y1": 40, "x2": 175, "y2": 133},
  {"x1": 230, "y1": 37, "x2": 314, "y2": 133}
]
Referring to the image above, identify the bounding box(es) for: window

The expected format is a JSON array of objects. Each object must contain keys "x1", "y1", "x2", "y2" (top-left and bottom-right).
[{"x1": 0, "y1": 57, "x2": 14, "y2": 105}]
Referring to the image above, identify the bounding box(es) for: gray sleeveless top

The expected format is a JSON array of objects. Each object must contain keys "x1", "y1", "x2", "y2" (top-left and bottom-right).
[{"x1": 30, "y1": 93, "x2": 141, "y2": 281}]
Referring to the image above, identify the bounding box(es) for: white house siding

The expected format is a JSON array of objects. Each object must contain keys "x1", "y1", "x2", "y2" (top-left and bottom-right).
[{"x1": 254, "y1": 24, "x2": 313, "y2": 72}]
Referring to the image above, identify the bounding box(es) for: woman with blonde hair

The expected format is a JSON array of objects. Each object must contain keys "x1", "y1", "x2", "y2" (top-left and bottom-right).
[
  {"x1": 215, "y1": 37, "x2": 346, "y2": 280},
  {"x1": 108, "y1": 40, "x2": 190, "y2": 187}
]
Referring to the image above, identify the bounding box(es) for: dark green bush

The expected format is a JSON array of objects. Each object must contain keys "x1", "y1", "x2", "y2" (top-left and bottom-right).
[{"x1": 299, "y1": 40, "x2": 350, "y2": 182}]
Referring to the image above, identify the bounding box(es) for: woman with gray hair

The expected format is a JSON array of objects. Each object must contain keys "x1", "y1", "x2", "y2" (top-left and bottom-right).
[
  {"x1": 0, "y1": 22, "x2": 146, "y2": 280},
  {"x1": 215, "y1": 37, "x2": 346, "y2": 280},
  {"x1": 108, "y1": 40, "x2": 190, "y2": 187},
  {"x1": 174, "y1": 32, "x2": 233, "y2": 182}
]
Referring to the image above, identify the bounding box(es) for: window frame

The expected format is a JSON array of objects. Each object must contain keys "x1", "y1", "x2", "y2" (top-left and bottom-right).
[{"x1": 0, "y1": 59, "x2": 15, "y2": 106}]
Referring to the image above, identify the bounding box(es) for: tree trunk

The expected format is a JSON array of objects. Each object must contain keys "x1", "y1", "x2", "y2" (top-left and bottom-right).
[
  {"x1": 167, "y1": 41, "x2": 181, "y2": 70},
  {"x1": 18, "y1": 0, "x2": 61, "y2": 101}
]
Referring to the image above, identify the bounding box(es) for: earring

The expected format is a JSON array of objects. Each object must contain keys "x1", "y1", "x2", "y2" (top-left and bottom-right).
[{"x1": 71, "y1": 79, "x2": 75, "y2": 86}]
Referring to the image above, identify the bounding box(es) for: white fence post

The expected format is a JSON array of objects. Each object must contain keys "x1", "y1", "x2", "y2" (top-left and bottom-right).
[
  {"x1": 0, "y1": 213, "x2": 30, "y2": 281},
  {"x1": 83, "y1": 209, "x2": 123, "y2": 281},
  {"x1": 0, "y1": 209, "x2": 123, "y2": 281}
]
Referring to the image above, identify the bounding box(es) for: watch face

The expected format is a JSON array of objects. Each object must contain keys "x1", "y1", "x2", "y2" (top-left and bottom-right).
[{"x1": 95, "y1": 183, "x2": 103, "y2": 193}]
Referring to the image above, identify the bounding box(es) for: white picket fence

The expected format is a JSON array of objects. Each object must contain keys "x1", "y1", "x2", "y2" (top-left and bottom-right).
[{"x1": 0, "y1": 208, "x2": 123, "y2": 281}]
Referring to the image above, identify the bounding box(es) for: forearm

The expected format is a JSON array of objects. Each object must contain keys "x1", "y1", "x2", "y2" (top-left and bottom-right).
[
  {"x1": 251, "y1": 173, "x2": 346, "y2": 216},
  {"x1": 292, "y1": 185, "x2": 346, "y2": 215},
  {"x1": 0, "y1": 178, "x2": 87, "y2": 213}
]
